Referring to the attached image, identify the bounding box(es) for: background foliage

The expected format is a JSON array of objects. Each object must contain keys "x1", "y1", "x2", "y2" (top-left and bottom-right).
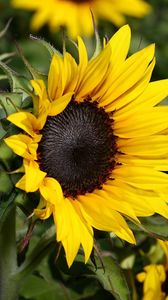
[{"x1": 0, "y1": 0, "x2": 168, "y2": 299}]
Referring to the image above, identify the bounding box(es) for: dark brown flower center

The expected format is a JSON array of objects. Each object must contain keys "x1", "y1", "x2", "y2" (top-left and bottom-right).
[{"x1": 38, "y1": 100, "x2": 116, "y2": 198}]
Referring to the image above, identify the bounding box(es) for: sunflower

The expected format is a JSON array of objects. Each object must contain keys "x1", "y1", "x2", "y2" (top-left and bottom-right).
[
  {"x1": 11, "y1": 0, "x2": 151, "y2": 37},
  {"x1": 137, "y1": 240, "x2": 168, "y2": 300},
  {"x1": 4, "y1": 25, "x2": 168, "y2": 267}
]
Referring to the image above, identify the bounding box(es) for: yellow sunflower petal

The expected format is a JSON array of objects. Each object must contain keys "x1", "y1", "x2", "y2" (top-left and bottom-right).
[
  {"x1": 99, "y1": 44, "x2": 155, "y2": 107},
  {"x1": 39, "y1": 179, "x2": 93, "y2": 266},
  {"x1": 7, "y1": 112, "x2": 39, "y2": 137},
  {"x1": 114, "y1": 79, "x2": 168, "y2": 118},
  {"x1": 78, "y1": 193, "x2": 135, "y2": 244},
  {"x1": 39, "y1": 177, "x2": 63, "y2": 205},
  {"x1": 48, "y1": 92, "x2": 73, "y2": 116},
  {"x1": 108, "y1": 179, "x2": 168, "y2": 219},
  {"x1": 106, "y1": 58, "x2": 155, "y2": 114},
  {"x1": 118, "y1": 154, "x2": 168, "y2": 171},
  {"x1": 48, "y1": 54, "x2": 64, "y2": 100},
  {"x1": 15, "y1": 174, "x2": 27, "y2": 191},
  {"x1": 51, "y1": 196, "x2": 93, "y2": 267},
  {"x1": 135, "y1": 79, "x2": 168, "y2": 108},
  {"x1": 16, "y1": 159, "x2": 46, "y2": 192},
  {"x1": 108, "y1": 24, "x2": 131, "y2": 72},
  {"x1": 34, "y1": 202, "x2": 53, "y2": 219},
  {"x1": 94, "y1": 188, "x2": 139, "y2": 222},
  {"x1": 72, "y1": 200, "x2": 93, "y2": 264},
  {"x1": 63, "y1": 52, "x2": 78, "y2": 93},
  {"x1": 77, "y1": 36, "x2": 88, "y2": 87},
  {"x1": 4, "y1": 134, "x2": 37, "y2": 160},
  {"x1": 31, "y1": 79, "x2": 48, "y2": 99},
  {"x1": 106, "y1": 180, "x2": 155, "y2": 217},
  {"x1": 25, "y1": 160, "x2": 46, "y2": 192},
  {"x1": 31, "y1": 79, "x2": 51, "y2": 126},
  {"x1": 39, "y1": 178, "x2": 71, "y2": 243},
  {"x1": 114, "y1": 107, "x2": 168, "y2": 138},
  {"x1": 113, "y1": 166, "x2": 168, "y2": 191},
  {"x1": 76, "y1": 45, "x2": 111, "y2": 100},
  {"x1": 117, "y1": 136, "x2": 168, "y2": 157}
]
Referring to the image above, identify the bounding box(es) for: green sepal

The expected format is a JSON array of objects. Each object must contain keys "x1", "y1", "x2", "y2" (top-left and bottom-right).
[
  {"x1": 0, "y1": 52, "x2": 15, "y2": 62},
  {"x1": 0, "y1": 60, "x2": 31, "y2": 94},
  {"x1": 15, "y1": 42, "x2": 47, "y2": 81},
  {"x1": 91, "y1": 12, "x2": 102, "y2": 59},
  {"x1": 0, "y1": 75, "x2": 8, "y2": 81},
  {"x1": 30, "y1": 35, "x2": 62, "y2": 58},
  {"x1": 0, "y1": 92, "x2": 23, "y2": 117},
  {"x1": 0, "y1": 19, "x2": 12, "y2": 39}
]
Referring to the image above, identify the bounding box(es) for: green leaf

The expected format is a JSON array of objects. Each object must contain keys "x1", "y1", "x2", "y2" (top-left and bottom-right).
[
  {"x1": 15, "y1": 191, "x2": 39, "y2": 215},
  {"x1": 0, "y1": 170, "x2": 13, "y2": 194},
  {"x1": 0, "y1": 140, "x2": 13, "y2": 161},
  {"x1": 15, "y1": 226, "x2": 57, "y2": 280},
  {"x1": 20, "y1": 274, "x2": 70, "y2": 300},
  {"x1": 21, "y1": 255, "x2": 103, "y2": 300},
  {"x1": 0, "y1": 192, "x2": 15, "y2": 225},
  {"x1": 89, "y1": 256, "x2": 131, "y2": 300},
  {"x1": 0, "y1": 123, "x2": 6, "y2": 139}
]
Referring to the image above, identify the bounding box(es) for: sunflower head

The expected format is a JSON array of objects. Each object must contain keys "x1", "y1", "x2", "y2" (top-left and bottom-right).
[{"x1": 2, "y1": 25, "x2": 168, "y2": 267}]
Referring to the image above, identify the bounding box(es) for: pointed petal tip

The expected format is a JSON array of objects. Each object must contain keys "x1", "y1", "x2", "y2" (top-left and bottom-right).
[{"x1": 118, "y1": 24, "x2": 131, "y2": 36}]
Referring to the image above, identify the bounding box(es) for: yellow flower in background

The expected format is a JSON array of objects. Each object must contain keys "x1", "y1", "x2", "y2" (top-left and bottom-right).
[
  {"x1": 11, "y1": 0, "x2": 151, "y2": 37},
  {"x1": 137, "y1": 265, "x2": 166, "y2": 300},
  {"x1": 137, "y1": 241, "x2": 168, "y2": 300},
  {"x1": 5, "y1": 25, "x2": 168, "y2": 267}
]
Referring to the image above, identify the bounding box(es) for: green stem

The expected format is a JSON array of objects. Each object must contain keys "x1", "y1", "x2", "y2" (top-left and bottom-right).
[{"x1": 0, "y1": 204, "x2": 19, "y2": 300}]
